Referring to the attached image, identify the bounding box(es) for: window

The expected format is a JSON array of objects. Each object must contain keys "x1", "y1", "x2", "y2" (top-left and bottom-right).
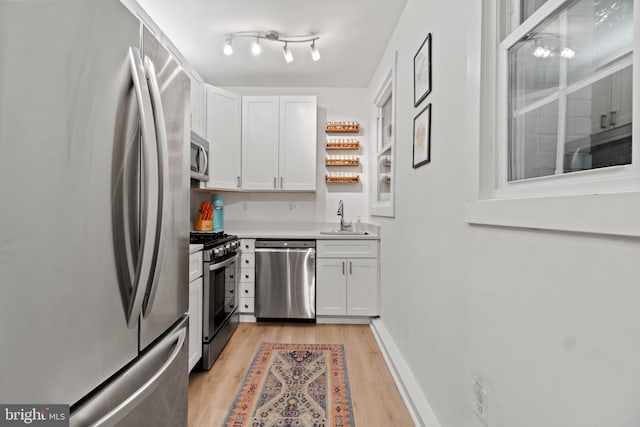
[
  {"x1": 506, "y1": 0, "x2": 633, "y2": 182},
  {"x1": 465, "y1": 0, "x2": 640, "y2": 237},
  {"x1": 370, "y1": 52, "x2": 397, "y2": 217}
]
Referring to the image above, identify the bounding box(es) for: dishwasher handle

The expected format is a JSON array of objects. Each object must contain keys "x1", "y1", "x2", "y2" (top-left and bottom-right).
[
  {"x1": 255, "y1": 247, "x2": 316, "y2": 255},
  {"x1": 255, "y1": 240, "x2": 316, "y2": 249}
]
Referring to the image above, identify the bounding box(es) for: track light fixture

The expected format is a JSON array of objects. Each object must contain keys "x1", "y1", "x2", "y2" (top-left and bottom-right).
[
  {"x1": 223, "y1": 30, "x2": 320, "y2": 63},
  {"x1": 283, "y1": 43, "x2": 294, "y2": 63},
  {"x1": 223, "y1": 39, "x2": 233, "y2": 56},
  {"x1": 310, "y1": 40, "x2": 321, "y2": 62}
]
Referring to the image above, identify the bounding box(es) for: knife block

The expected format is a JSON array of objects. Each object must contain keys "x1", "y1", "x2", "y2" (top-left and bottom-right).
[{"x1": 194, "y1": 218, "x2": 212, "y2": 231}]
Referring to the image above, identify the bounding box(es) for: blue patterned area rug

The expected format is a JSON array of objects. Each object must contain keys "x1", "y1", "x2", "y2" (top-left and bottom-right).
[{"x1": 224, "y1": 343, "x2": 355, "y2": 427}]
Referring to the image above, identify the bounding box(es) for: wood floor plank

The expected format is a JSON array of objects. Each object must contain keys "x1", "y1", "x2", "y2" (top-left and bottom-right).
[{"x1": 188, "y1": 323, "x2": 414, "y2": 427}]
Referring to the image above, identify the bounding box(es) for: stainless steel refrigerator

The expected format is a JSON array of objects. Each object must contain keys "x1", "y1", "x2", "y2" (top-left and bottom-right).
[{"x1": 0, "y1": 1, "x2": 190, "y2": 425}]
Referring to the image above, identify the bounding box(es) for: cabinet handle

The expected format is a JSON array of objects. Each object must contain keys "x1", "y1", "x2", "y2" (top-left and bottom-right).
[
  {"x1": 229, "y1": 289, "x2": 233, "y2": 293},
  {"x1": 245, "y1": 274, "x2": 249, "y2": 279},
  {"x1": 342, "y1": 261, "x2": 345, "y2": 275},
  {"x1": 600, "y1": 114, "x2": 607, "y2": 129},
  {"x1": 349, "y1": 261, "x2": 352, "y2": 275},
  {"x1": 237, "y1": 176, "x2": 241, "y2": 188},
  {"x1": 244, "y1": 289, "x2": 249, "y2": 294},
  {"x1": 609, "y1": 111, "x2": 617, "y2": 127},
  {"x1": 280, "y1": 177, "x2": 283, "y2": 188},
  {"x1": 244, "y1": 304, "x2": 249, "y2": 309},
  {"x1": 273, "y1": 177, "x2": 277, "y2": 189}
]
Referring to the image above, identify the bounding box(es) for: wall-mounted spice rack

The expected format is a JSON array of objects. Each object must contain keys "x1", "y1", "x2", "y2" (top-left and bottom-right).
[
  {"x1": 325, "y1": 174, "x2": 361, "y2": 183},
  {"x1": 325, "y1": 156, "x2": 360, "y2": 166},
  {"x1": 325, "y1": 139, "x2": 360, "y2": 150},
  {"x1": 325, "y1": 122, "x2": 360, "y2": 133}
]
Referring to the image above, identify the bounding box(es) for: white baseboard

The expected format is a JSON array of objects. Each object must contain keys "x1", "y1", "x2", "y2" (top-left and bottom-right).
[
  {"x1": 316, "y1": 316, "x2": 371, "y2": 324},
  {"x1": 370, "y1": 318, "x2": 442, "y2": 427}
]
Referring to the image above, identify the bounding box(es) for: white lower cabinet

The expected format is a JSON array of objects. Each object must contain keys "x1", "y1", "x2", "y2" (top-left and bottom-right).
[
  {"x1": 188, "y1": 276, "x2": 202, "y2": 372},
  {"x1": 316, "y1": 240, "x2": 379, "y2": 317},
  {"x1": 239, "y1": 239, "x2": 255, "y2": 314}
]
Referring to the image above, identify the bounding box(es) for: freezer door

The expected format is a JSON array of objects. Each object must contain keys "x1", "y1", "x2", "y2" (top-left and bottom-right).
[
  {"x1": 70, "y1": 316, "x2": 188, "y2": 427},
  {"x1": 139, "y1": 27, "x2": 190, "y2": 350},
  {"x1": 0, "y1": 0, "x2": 140, "y2": 405}
]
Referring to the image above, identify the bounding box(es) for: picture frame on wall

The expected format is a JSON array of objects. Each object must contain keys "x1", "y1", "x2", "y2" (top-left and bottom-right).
[
  {"x1": 413, "y1": 33, "x2": 432, "y2": 107},
  {"x1": 413, "y1": 103, "x2": 431, "y2": 168}
]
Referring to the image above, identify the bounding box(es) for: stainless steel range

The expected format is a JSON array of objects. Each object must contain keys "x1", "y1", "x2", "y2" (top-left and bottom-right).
[{"x1": 190, "y1": 232, "x2": 240, "y2": 369}]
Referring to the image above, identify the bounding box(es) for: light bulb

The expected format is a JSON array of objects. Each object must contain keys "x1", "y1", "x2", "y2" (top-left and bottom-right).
[
  {"x1": 560, "y1": 47, "x2": 575, "y2": 59},
  {"x1": 283, "y1": 44, "x2": 294, "y2": 63},
  {"x1": 310, "y1": 41, "x2": 321, "y2": 62},
  {"x1": 223, "y1": 39, "x2": 233, "y2": 56},
  {"x1": 251, "y1": 39, "x2": 261, "y2": 55},
  {"x1": 533, "y1": 46, "x2": 546, "y2": 58}
]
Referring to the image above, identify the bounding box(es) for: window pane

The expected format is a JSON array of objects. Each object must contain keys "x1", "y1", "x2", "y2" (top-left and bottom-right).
[
  {"x1": 510, "y1": 101, "x2": 559, "y2": 180},
  {"x1": 509, "y1": 18, "x2": 560, "y2": 111},
  {"x1": 565, "y1": 65, "x2": 632, "y2": 172},
  {"x1": 522, "y1": 0, "x2": 548, "y2": 22},
  {"x1": 567, "y1": 0, "x2": 633, "y2": 85}
]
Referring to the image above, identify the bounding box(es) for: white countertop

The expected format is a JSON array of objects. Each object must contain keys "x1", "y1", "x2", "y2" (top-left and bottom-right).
[
  {"x1": 224, "y1": 221, "x2": 379, "y2": 240},
  {"x1": 189, "y1": 243, "x2": 203, "y2": 254}
]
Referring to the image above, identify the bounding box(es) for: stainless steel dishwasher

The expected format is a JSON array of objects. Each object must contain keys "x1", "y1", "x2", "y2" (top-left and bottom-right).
[{"x1": 255, "y1": 240, "x2": 316, "y2": 321}]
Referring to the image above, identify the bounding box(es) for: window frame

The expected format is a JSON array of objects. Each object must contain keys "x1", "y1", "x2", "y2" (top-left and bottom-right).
[{"x1": 465, "y1": 0, "x2": 640, "y2": 237}]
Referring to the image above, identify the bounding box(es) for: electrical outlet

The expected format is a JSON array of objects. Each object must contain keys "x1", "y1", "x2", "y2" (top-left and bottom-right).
[{"x1": 473, "y1": 381, "x2": 488, "y2": 425}]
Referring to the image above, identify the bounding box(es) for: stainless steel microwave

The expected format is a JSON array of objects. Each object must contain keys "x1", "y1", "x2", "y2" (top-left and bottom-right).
[{"x1": 190, "y1": 132, "x2": 209, "y2": 181}]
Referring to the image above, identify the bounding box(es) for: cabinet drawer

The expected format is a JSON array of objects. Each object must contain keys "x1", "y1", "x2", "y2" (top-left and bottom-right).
[
  {"x1": 240, "y1": 268, "x2": 254, "y2": 283},
  {"x1": 189, "y1": 251, "x2": 203, "y2": 282},
  {"x1": 241, "y1": 253, "x2": 255, "y2": 268},
  {"x1": 239, "y1": 281, "x2": 255, "y2": 298},
  {"x1": 317, "y1": 240, "x2": 378, "y2": 258},
  {"x1": 240, "y1": 239, "x2": 255, "y2": 253},
  {"x1": 225, "y1": 283, "x2": 236, "y2": 299},
  {"x1": 239, "y1": 297, "x2": 254, "y2": 313},
  {"x1": 225, "y1": 264, "x2": 238, "y2": 282}
]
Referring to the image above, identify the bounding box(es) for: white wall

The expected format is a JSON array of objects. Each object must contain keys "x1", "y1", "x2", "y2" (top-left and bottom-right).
[
  {"x1": 370, "y1": 1, "x2": 640, "y2": 427},
  {"x1": 203, "y1": 86, "x2": 370, "y2": 225}
]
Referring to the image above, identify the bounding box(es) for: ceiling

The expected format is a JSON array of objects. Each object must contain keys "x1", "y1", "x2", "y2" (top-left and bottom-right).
[{"x1": 136, "y1": 0, "x2": 408, "y2": 87}]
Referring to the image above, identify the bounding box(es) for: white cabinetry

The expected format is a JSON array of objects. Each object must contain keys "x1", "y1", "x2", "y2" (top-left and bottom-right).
[
  {"x1": 316, "y1": 240, "x2": 379, "y2": 317},
  {"x1": 241, "y1": 96, "x2": 317, "y2": 191},
  {"x1": 590, "y1": 65, "x2": 633, "y2": 133},
  {"x1": 204, "y1": 85, "x2": 242, "y2": 190},
  {"x1": 190, "y1": 74, "x2": 205, "y2": 138},
  {"x1": 239, "y1": 239, "x2": 256, "y2": 314},
  {"x1": 188, "y1": 250, "x2": 203, "y2": 372}
]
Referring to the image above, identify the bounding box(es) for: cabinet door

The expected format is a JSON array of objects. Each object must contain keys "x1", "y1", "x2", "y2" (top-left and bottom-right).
[
  {"x1": 242, "y1": 96, "x2": 280, "y2": 190},
  {"x1": 189, "y1": 74, "x2": 205, "y2": 138},
  {"x1": 316, "y1": 259, "x2": 347, "y2": 315},
  {"x1": 279, "y1": 96, "x2": 317, "y2": 190},
  {"x1": 205, "y1": 85, "x2": 241, "y2": 189},
  {"x1": 346, "y1": 258, "x2": 378, "y2": 316},
  {"x1": 188, "y1": 277, "x2": 203, "y2": 372},
  {"x1": 611, "y1": 65, "x2": 632, "y2": 129}
]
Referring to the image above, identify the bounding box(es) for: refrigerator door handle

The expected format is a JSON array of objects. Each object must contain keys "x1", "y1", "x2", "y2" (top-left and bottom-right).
[
  {"x1": 141, "y1": 55, "x2": 169, "y2": 317},
  {"x1": 124, "y1": 46, "x2": 159, "y2": 329},
  {"x1": 70, "y1": 318, "x2": 187, "y2": 427}
]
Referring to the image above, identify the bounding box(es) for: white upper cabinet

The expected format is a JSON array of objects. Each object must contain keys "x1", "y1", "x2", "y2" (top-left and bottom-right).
[
  {"x1": 190, "y1": 74, "x2": 205, "y2": 138},
  {"x1": 204, "y1": 85, "x2": 242, "y2": 190},
  {"x1": 242, "y1": 96, "x2": 317, "y2": 191},
  {"x1": 279, "y1": 96, "x2": 317, "y2": 190},
  {"x1": 242, "y1": 96, "x2": 280, "y2": 190}
]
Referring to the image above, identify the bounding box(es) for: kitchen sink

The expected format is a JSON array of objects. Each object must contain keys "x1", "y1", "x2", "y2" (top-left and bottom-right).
[{"x1": 319, "y1": 230, "x2": 369, "y2": 235}]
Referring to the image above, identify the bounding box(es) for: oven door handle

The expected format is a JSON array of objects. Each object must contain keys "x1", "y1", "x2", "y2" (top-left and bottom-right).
[{"x1": 209, "y1": 252, "x2": 240, "y2": 271}]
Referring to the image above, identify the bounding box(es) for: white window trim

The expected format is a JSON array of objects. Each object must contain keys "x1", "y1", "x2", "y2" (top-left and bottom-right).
[
  {"x1": 370, "y1": 51, "x2": 397, "y2": 218},
  {"x1": 465, "y1": 0, "x2": 640, "y2": 237}
]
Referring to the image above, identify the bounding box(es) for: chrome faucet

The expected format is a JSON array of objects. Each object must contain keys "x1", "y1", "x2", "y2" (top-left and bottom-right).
[{"x1": 337, "y1": 200, "x2": 345, "y2": 230}]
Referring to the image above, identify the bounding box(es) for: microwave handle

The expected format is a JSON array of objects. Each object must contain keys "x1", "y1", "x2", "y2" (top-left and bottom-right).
[{"x1": 200, "y1": 145, "x2": 208, "y2": 176}]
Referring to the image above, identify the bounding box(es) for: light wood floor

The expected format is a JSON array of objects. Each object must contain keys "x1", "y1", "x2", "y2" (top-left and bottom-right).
[{"x1": 188, "y1": 322, "x2": 414, "y2": 427}]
